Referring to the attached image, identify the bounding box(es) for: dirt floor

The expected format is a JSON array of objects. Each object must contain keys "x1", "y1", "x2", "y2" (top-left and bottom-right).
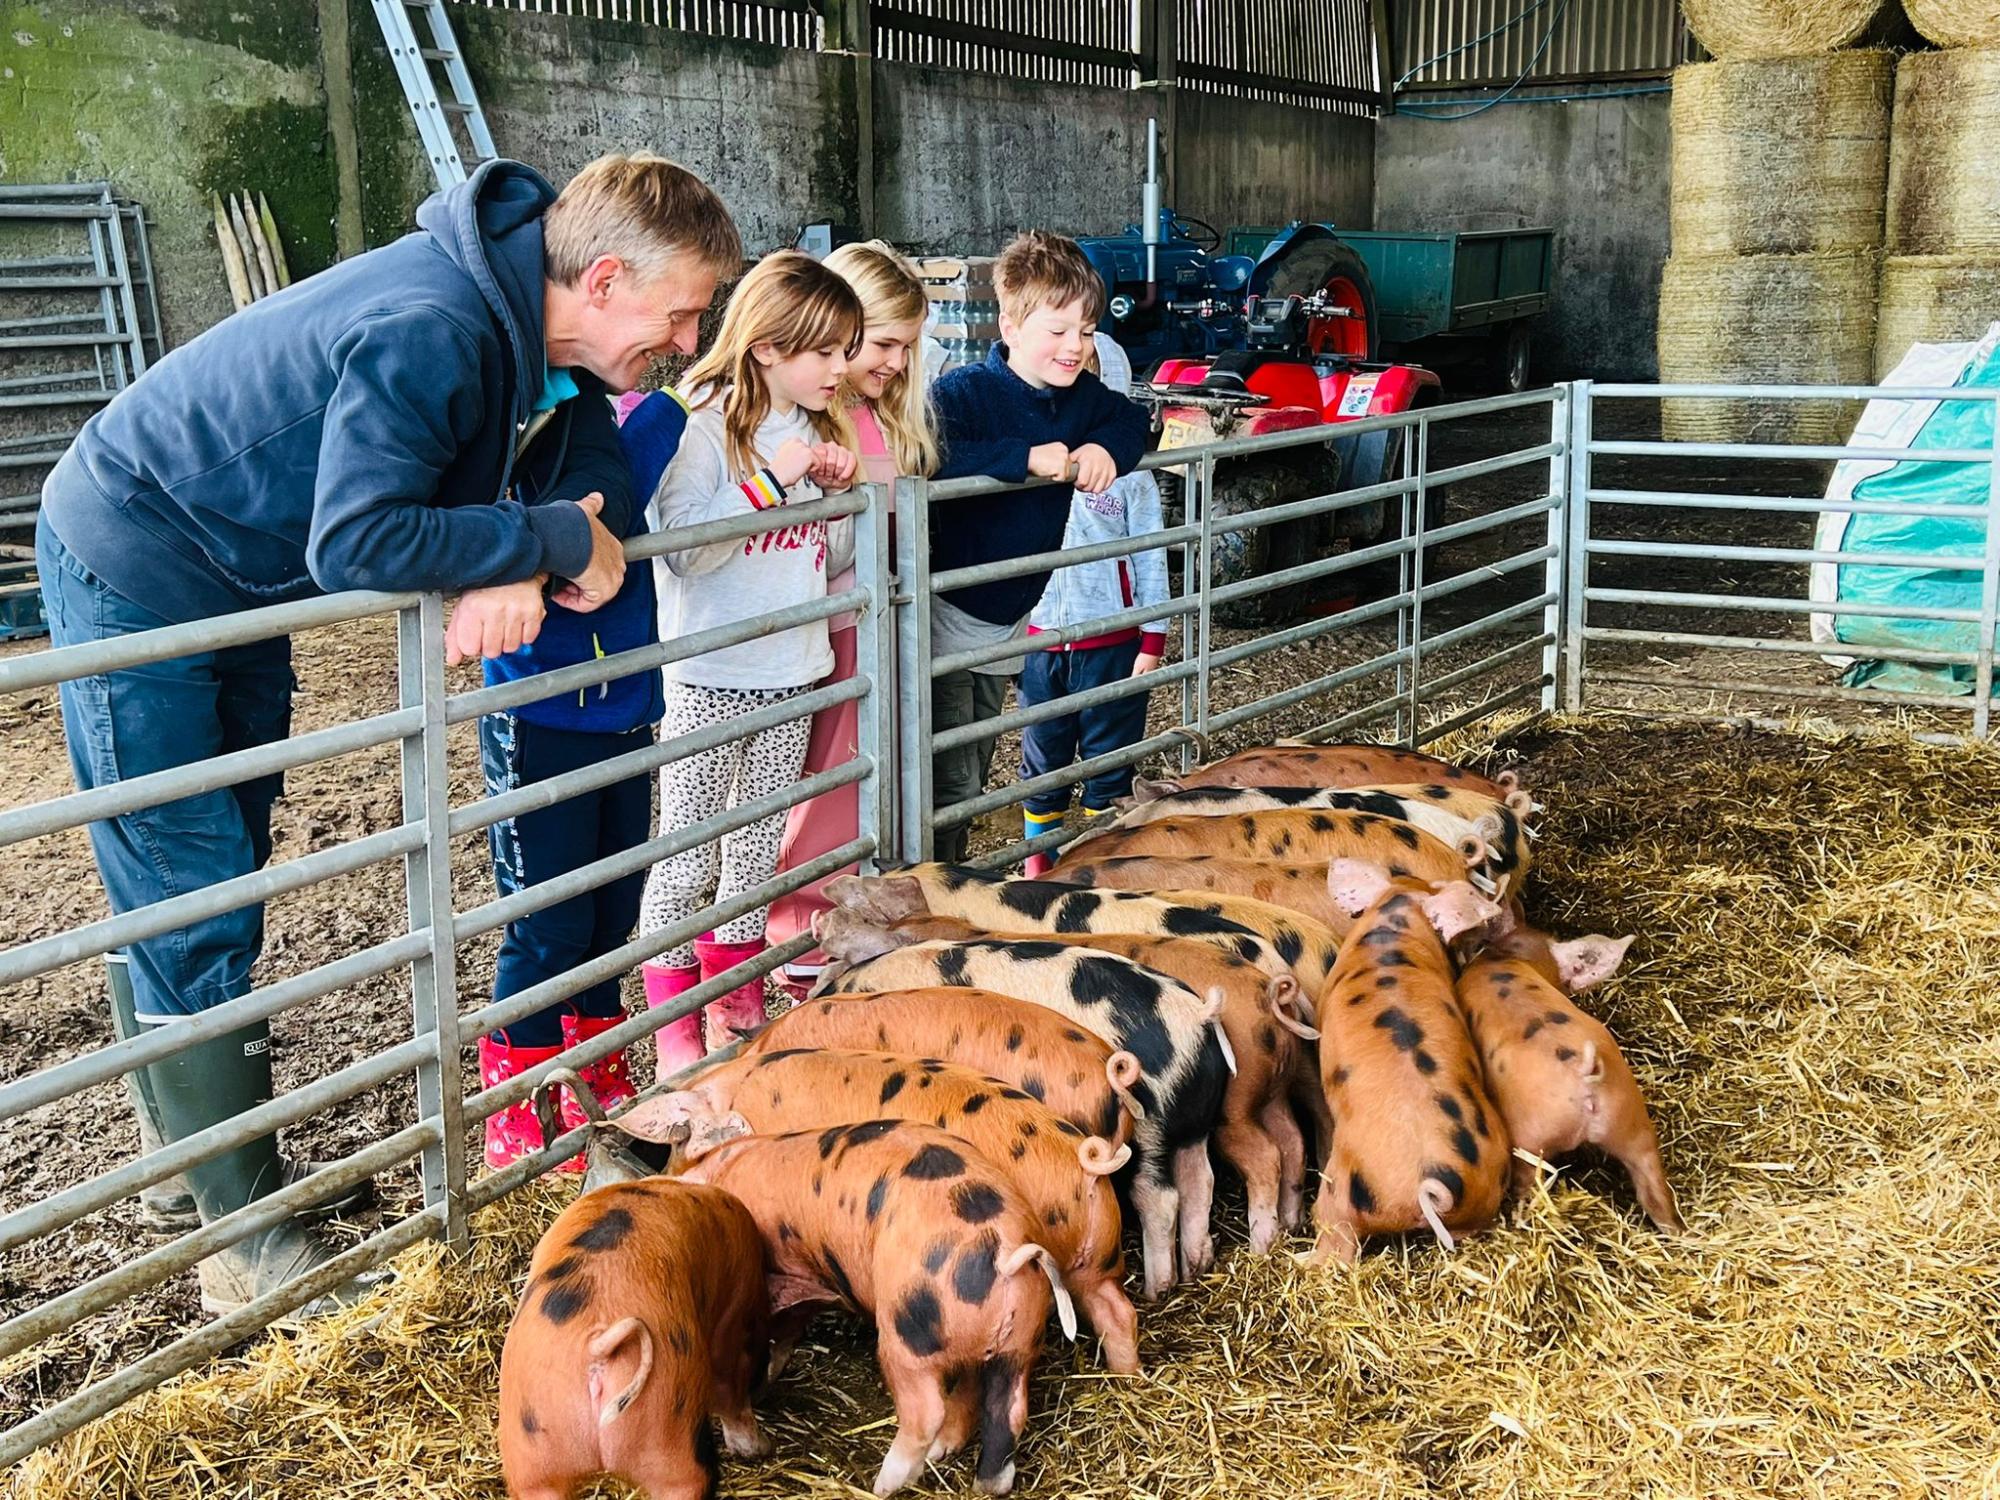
[{"x1": 0, "y1": 396, "x2": 1980, "y2": 1452}]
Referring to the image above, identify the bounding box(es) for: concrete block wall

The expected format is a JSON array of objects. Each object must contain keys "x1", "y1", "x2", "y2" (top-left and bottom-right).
[{"x1": 1373, "y1": 88, "x2": 1672, "y2": 380}]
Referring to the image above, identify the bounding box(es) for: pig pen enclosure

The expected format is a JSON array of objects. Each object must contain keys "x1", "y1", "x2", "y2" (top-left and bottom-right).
[{"x1": 5, "y1": 385, "x2": 2000, "y2": 1497}]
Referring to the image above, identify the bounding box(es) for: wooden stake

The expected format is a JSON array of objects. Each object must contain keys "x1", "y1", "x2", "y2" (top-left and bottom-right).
[{"x1": 212, "y1": 192, "x2": 253, "y2": 311}]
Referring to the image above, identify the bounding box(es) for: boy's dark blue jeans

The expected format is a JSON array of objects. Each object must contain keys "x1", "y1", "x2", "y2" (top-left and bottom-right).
[
  {"x1": 478, "y1": 712, "x2": 652, "y2": 1048},
  {"x1": 1018, "y1": 640, "x2": 1148, "y2": 818},
  {"x1": 36, "y1": 516, "x2": 292, "y2": 1022}
]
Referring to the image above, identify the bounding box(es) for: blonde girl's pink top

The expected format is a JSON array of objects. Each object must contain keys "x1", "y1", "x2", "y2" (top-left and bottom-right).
[{"x1": 826, "y1": 403, "x2": 898, "y2": 625}]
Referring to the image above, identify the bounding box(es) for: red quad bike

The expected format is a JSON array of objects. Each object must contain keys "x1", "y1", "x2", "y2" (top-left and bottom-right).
[{"x1": 1138, "y1": 227, "x2": 1443, "y2": 627}]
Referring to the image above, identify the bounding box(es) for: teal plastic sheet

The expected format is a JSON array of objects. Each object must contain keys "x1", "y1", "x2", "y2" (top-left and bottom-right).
[{"x1": 1833, "y1": 344, "x2": 2000, "y2": 695}]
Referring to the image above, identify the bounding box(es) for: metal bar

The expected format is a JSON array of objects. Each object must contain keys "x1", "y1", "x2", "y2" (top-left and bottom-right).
[
  {"x1": 0, "y1": 389, "x2": 114, "y2": 409},
  {"x1": 0, "y1": 1119, "x2": 440, "y2": 1365},
  {"x1": 1206, "y1": 646, "x2": 1408, "y2": 736},
  {"x1": 0, "y1": 932, "x2": 427, "y2": 1125},
  {"x1": 0, "y1": 706, "x2": 422, "y2": 850},
  {"x1": 0, "y1": 276, "x2": 121, "y2": 290},
  {"x1": 935, "y1": 726, "x2": 1198, "y2": 829},
  {"x1": 399, "y1": 597, "x2": 466, "y2": 1249},
  {"x1": 0, "y1": 331, "x2": 144, "y2": 351},
  {"x1": 0, "y1": 1031, "x2": 430, "y2": 1255},
  {"x1": 1195, "y1": 450, "x2": 1213, "y2": 748},
  {"x1": 1581, "y1": 626, "x2": 1978, "y2": 667},
  {"x1": 931, "y1": 591, "x2": 1195, "y2": 676},
  {"x1": 1588, "y1": 488, "x2": 1985, "y2": 521},
  {"x1": 1584, "y1": 538, "x2": 1991, "y2": 571},
  {"x1": 0, "y1": 822, "x2": 422, "y2": 989},
  {"x1": 1415, "y1": 592, "x2": 1558, "y2": 661},
  {"x1": 929, "y1": 521, "x2": 1200, "y2": 596},
  {"x1": 1543, "y1": 386, "x2": 1568, "y2": 712},
  {"x1": 1584, "y1": 667, "x2": 1977, "y2": 713},
  {"x1": 100, "y1": 201, "x2": 147, "y2": 379},
  {"x1": 1414, "y1": 634, "x2": 1551, "y2": 705},
  {"x1": 453, "y1": 677, "x2": 865, "y2": 838},
  {"x1": 1593, "y1": 382, "x2": 2000, "y2": 403},
  {"x1": 1592, "y1": 440, "x2": 1995, "y2": 466},
  {"x1": 622, "y1": 491, "x2": 864, "y2": 564},
  {"x1": 0, "y1": 590, "x2": 416, "y2": 695},
  {"x1": 0, "y1": 203, "x2": 123, "y2": 220},
  {"x1": 1289, "y1": 691, "x2": 1405, "y2": 747},
  {"x1": 1584, "y1": 586, "x2": 1984, "y2": 624},
  {"x1": 445, "y1": 586, "x2": 862, "y2": 724},
  {"x1": 851, "y1": 483, "x2": 895, "y2": 871},
  {"x1": 895, "y1": 476, "x2": 934, "y2": 863},
  {"x1": 1977, "y1": 424, "x2": 2000, "y2": 738},
  {"x1": 935, "y1": 655, "x2": 1200, "y2": 752},
  {"x1": 1564, "y1": 380, "x2": 1592, "y2": 712},
  {"x1": 0, "y1": 1208, "x2": 442, "y2": 1470},
  {"x1": 1402, "y1": 413, "x2": 1430, "y2": 747}
]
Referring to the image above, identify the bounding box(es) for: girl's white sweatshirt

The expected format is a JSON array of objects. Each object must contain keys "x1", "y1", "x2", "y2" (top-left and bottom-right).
[{"x1": 648, "y1": 390, "x2": 855, "y2": 690}]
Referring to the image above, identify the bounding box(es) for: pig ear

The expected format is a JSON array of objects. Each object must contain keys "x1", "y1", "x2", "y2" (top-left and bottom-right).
[
  {"x1": 1132, "y1": 777, "x2": 1180, "y2": 804},
  {"x1": 865, "y1": 876, "x2": 929, "y2": 922},
  {"x1": 1327, "y1": 858, "x2": 1391, "y2": 916},
  {"x1": 612, "y1": 1094, "x2": 697, "y2": 1145},
  {"x1": 1420, "y1": 882, "x2": 1502, "y2": 945},
  {"x1": 682, "y1": 1111, "x2": 752, "y2": 1162},
  {"x1": 815, "y1": 909, "x2": 901, "y2": 963},
  {"x1": 821, "y1": 874, "x2": 871, "y2": 911},
  {"x1": 1553, "y1": 934, "x2": 1634, "y2": 993}
]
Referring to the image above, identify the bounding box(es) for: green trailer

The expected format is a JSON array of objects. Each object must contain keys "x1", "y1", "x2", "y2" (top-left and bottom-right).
[
  {"x1": 1228, "y1": 225, "x2": 1556, "y2": 392},
  {"x1": 1335, "y1": 227, "x2": 1555, "y2": 392}
]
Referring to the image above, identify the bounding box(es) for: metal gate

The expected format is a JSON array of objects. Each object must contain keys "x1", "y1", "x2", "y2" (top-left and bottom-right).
[{"x1": 5, "y1": 376, "x2": 1998, "y2": 1464}]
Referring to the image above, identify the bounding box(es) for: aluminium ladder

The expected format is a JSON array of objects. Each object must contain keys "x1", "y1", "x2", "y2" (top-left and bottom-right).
[{"x1": 372, "y1": 0, "x2": 500, "y2": 189}]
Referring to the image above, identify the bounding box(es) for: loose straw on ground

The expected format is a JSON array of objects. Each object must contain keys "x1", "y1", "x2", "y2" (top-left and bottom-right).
[{"x1": 14, "y1": 717, "x2": 2000, "y2": 1498}]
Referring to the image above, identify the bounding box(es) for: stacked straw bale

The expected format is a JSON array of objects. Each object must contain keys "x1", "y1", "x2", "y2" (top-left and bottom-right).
[
  {"x1": 1659, "y1": 251, "x2": 1880, "y2": 441},
  {"x1": 1669, "y1": 53, "x2": 1893, "y2": 255},
  {"x1": 1661, "y1": 53, "x2": 1891, "y2": 442},
  {"x1": 1876, "y1": 47, "x2": 2000, "y2": 374},
  {"x1": 1904, "y1": 0, "x2": 2000, "y2": 47},
  {"x1": 1681, "y1": 0, "x2": 1903, "y2": 58}
]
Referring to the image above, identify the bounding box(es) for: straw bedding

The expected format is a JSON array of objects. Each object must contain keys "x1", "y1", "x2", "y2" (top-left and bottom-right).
[
  {"x1": 1885, "y1": 46, "x2": 2000, "y2": 258},
  {"x1": 1681, "y1": 0, "x2": 1902, "y2": 58},
  {"x1": 1904, "y1": 0, "x2": 2000, "y2": 47},
  {"x1": 1669, "y1": 54, "x2": 1892, "y2": 257},
  {"x1": 15, "y1": 715, "x2": 2000, "y2": 1498},
  {"x1": 1658, "y1": 251, "x2": 1879, "y2": 443},
  {"x1": 1872, "y1": 253, "x2": 2000, "y2": 378}
]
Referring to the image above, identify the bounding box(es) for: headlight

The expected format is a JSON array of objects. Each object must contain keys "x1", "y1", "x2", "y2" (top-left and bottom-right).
[{"x1": 1109, "y1": 294, "x2": 1135, "y2": 321}]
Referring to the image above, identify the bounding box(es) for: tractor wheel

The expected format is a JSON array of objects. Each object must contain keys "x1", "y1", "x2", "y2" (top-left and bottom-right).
[{"x1": 1205, "y1": 448, "x2": 1340, "y2": 629}]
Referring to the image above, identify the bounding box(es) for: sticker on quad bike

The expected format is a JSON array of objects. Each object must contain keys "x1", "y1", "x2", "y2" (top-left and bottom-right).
[
  {"x1": 1335, "y1": 373, "x2": 1380, "y2": 418},
  {"x1": 1160, "y1": 416, "x2": 1210, "y2": 451}
]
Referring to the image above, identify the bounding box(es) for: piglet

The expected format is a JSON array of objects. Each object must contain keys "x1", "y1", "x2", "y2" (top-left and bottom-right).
[
  {"x1": 681, "y1": 1121, "x2": 1074, "y2": 1496},
  {"x1": 1459, "y1": 927, "x2": 1683, "y2": 1232},
  {"x1": 1303, "y1": 860, "x2": 1510, "y2": 1265},
  {"x1": 498, "y1": 1178, "x2": 771, "y2": 1500}
]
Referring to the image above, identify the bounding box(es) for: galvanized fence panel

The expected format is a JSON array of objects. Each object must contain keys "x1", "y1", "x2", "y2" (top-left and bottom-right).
[
  {"x1": 0, "y1": 485, "x2": 889, "y2": 1466},
  {"x1": 893, "y1": 388, "x2": 1567, "y2": 869},
  {"x1": 1569, "y1": 382, "x2": 2000, "y2": 739}
]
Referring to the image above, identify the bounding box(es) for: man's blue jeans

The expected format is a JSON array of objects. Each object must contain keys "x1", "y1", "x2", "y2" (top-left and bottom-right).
[{"x1": 36, "y1": 516, "x2": 292, "y2": 1021}]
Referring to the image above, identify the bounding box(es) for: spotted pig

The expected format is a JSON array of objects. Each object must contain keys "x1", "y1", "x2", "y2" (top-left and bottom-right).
[
  {"x1": 1057, "y1": 810, "x2": 1479, "y2": 892},
  {"x1": 1303, "y1": 861, "x2": 1510, "y2": 1266},
  {"x1": 681, "y1": 1122, "x2": 1073, "y2": 1495},
  {"x1": 498, "y1": 1178, "x2": 771, "y2": 1500},
  {"x1": 810, "y1": 930, "x2": 1230, "y2": 1299},
  {"x1": 617, "y1": 1047, "x2": 1138, "y2": 1372},
  {"x1": 1460, "y1": 929, "x2": 1682, "y2": 1232},
  {"x1": 1160, "y1": 743, "x2": 1519, "y2": 799}
]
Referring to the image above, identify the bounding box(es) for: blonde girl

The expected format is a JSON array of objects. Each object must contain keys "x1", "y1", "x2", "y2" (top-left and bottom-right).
[
  {"x1": 764, "y1": 242, "x2": 942, "y2": 996},
  {"x1": 638, "y1": 251, "x2": 863, "y2": 1070}
]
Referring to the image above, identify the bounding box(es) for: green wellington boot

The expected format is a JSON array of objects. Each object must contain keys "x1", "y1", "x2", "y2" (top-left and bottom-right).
[
  {"x1": 144, "y1": 1017, "x2": 390, "y2": 1318},
  {"x1": 108, "y1": 955, "x2": 375, "y2": 1233}
]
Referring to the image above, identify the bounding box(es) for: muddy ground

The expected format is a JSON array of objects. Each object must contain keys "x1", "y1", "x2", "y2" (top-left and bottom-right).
[{"x1": 0, "y1": 397, "x2": 1941, "y2": 1435}]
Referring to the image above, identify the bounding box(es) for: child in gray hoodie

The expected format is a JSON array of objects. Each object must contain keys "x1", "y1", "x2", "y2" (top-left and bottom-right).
[{"x1": 1017, "y1": 335, "x2": 1168, "y2": 874}]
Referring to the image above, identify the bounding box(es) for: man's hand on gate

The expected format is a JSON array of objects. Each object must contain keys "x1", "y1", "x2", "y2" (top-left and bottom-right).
[
  {"x1": 550, "y1": 492, "x2": 627, "y2": 612},
  {"x1": 446, "y1": 577, "x2": 547, "y2": 665}
]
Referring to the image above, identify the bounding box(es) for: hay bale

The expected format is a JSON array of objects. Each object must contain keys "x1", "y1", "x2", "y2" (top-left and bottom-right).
[
  {"x1": 1886, "y1": 47, "x2": 2000, "y2": 256},
  {"x1": 1658, "y1": 251, "x2": 1879, "y2": 443},
  {"x1": 1874, "y1": 253, "x2": 2000, "y2": 377},
  {"x1": 1670, "y1": 53, "x2": 1892, "y2": 256},
  {"x1": 1904, "y1": 0, "x2": 2000, "y2": 47},
  {"x1": 1681, "y1": 0, "x2": 1900, "y2": 58}
]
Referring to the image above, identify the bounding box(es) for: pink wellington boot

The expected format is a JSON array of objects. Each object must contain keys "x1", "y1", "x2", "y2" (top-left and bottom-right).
[
  {"x1": 693, "y1": 937, "x2": 771, "y2": 1048},
  {"x1": 643, "y1": 962, "x2": 704, "y2": 1079},
  {"x1": 477, "y1": 1034, "x2": 579, "y2": 1172},
  {"x1": 559, "y1": 1012, "x2": 638, "y2": 1131},
  {"x1": 1023, "y1": 853, "x2": 1056, "y2": 878}
]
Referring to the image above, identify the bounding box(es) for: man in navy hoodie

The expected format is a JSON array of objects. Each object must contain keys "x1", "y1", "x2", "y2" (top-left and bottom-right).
[{"x1": 34, "y1": 154, "x2": 739, "y2": 1316}]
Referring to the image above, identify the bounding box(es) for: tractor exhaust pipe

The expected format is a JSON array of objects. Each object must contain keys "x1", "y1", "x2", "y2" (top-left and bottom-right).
[{"x1": 1133, "y1": 117, "x2": 1162, "y2": 314}]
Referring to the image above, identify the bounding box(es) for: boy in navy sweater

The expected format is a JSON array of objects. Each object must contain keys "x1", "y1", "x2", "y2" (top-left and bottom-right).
[
  {"x1": 474, "y1": 388, "x2": 688, "y2": 1169},
  {"x1": 930, "y1": 231, "x2": 1150, "y2": 861}
]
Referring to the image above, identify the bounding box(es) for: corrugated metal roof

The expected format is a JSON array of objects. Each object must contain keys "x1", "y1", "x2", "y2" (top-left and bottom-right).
[{"x1": 1391, "y1": 0, "x2": 1699, "y2": 91}]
